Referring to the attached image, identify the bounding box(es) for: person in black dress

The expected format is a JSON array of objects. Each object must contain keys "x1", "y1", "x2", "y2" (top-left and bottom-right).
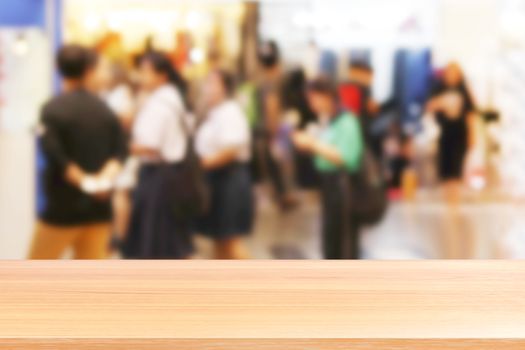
[{"x1": 426, "y1": 62, "x2": 477, "y2": 204}]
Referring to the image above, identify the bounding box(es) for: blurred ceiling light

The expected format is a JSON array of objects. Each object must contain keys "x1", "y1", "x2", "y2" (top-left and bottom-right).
[
  {"x1": 292, "y1": 11, "x2": 313, "y2": 28},
  {"x1": 150, "y1": 17, "x2": 169, "y2": 33},
  {"x1": 83, "y1": 13, "x2": 101, "y2": 32},
  {"x1": 500, "y1": 11, "x2": 525, "y2": 46},
  {"x1": 189, "y1": 48, "x2": 205, "y2": 64},
  {"x1": 185, "y1": 11, "x2": 203, "y2": 30},
  {"x1": 12, "y1": 34, "x2": 29, "y2": 57},
  {"x1": 107, "y1": 15, "x2": 122, "y2": 31}
]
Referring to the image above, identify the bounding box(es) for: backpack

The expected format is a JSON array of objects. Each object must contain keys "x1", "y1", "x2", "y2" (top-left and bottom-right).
[
  {"x1": 347, "y1": 146, "x2": 388, "y2": 226},
  {"x1": 340, "y1": 109, "x2": 389, "y2": 226}
]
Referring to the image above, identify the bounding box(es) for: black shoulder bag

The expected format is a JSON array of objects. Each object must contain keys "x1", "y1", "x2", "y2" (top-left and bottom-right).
[
  {"x1": 163, "y1": 115, "x2": 210, "y2": 221},
  {"x1": 346, "y1": 147, "x2": 388, "y2": 226}
]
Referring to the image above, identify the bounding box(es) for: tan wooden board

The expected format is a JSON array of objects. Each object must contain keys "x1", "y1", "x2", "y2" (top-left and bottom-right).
[{"x1": 1, "y1": 261, "x2": 524, "y2": 348}]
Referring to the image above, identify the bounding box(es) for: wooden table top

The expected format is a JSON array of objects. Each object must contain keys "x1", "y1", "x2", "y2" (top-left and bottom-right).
[{"x1": 1, "y1": 260, "x2": 525, "y2": 349}]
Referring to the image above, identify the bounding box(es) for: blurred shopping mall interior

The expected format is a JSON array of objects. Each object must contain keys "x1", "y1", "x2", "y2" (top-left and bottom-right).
[{"x1": 1, "y1": 0, "x2": 525, "y2": 259}]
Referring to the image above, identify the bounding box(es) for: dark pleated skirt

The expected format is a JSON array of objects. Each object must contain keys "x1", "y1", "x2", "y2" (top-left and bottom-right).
[
  {"x1": 122, "y1": 163, "x2": 194, "y2": 259},
  {"x1": 197, "y1": 163, "x2": 254, "y2": 240}
]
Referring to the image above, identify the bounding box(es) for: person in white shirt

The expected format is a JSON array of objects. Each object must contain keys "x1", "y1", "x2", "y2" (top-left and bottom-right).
[
  {"x1": 195, "y1": 70, "x2": 254, "y2": 259},
  {"x1": 105, "y1": 66, "x2": 135, "y2": 131},
  {"x1": 122, "y1": 52, "x2": 193, "y2": 259},
  {"x1": 91, "y1": 58, "x2": 138, "y2": 250}
]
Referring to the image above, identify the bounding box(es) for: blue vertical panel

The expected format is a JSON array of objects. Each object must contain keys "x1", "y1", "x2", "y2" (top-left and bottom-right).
[
  {"x1": 38, "y1": 0, "x2": 63, "y2": 215},
  {"x1": 0, "y1": 0, "x2": 46, "y2": 28},
  {"x1": 393, "y1": 49, "x2": 432, "y2": 132},
  {"x1": 319, "y1": 50, "x2": 338, "y2": 81},
  {"x1": 52, "y1": 0, "x2": 63, "y2": 92}
]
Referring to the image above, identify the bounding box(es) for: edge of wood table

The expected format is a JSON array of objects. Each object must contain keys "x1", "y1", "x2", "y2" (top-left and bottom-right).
[{"x1": 1, "y1": 260, "x2": 525, "y2": 349}]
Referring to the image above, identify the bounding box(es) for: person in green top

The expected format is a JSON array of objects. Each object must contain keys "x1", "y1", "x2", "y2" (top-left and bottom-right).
[{"x1": 292, "y1": 78, "x2": 364, "y2": 259}]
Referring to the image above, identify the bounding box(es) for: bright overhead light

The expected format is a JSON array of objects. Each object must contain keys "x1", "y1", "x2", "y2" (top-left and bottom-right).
[
  {"x1": 190, "y1": 48, "x2": 205, "y2": 64},
  {"x1": 292, "y1": 11, "x2": 313, "y2": 28},
  {"x1": 107, "y1": 15, "x2": 122, "y2": 31},
  {"x1": 83, "y1": 13, "x2": 101, "y2": 32},
  {"x1": 13, "y1": 35, "x2": 29, "y2": 56},
  {"x1": 186, "y1": 11, "x2": 203, "y2": 30}
]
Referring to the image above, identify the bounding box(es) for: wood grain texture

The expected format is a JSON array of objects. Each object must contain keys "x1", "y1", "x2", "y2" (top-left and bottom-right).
[
  {"x1": 1, "y1": 339, "x2": 525, "y2": 350},
  {"x1": 1, "y1": 261, "x2": 525, "y2": 349}
]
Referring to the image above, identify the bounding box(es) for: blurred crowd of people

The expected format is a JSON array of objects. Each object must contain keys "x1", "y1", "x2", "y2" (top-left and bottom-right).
[{"x1": 28, "y1": 38, "x2": 480, "y2": 260}]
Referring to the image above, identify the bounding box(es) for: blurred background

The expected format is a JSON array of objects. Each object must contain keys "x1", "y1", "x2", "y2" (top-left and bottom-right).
[{"x1": 1, "y1": 0, "x2": 525, "y2": 259}]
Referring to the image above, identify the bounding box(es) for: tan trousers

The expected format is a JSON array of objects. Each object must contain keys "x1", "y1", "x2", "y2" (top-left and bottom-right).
[{"x1": 29, "y1": 221, "x2": 111, "y2": 260}]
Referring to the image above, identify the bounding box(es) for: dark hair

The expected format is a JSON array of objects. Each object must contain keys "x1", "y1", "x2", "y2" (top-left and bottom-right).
[
  {"x1": 307, "y1": 77, "x2": 339, "y2": 101},
  {"x1": 84, "y1": 48, "x2": 99, "y2": 71},
  {"x1": 282, "y1": 68, "x2": 317, "y2": 128},
  {"x1": 400, "y1": 133, "x2": 412, "y2": 146},
  {"x1": 140, "y1": 51, "x2": 189, "y2": 108},
  {"x1": 257, "y1": 40, "x2": 280, "y2": 68},
  {"x1": 214, "y1": 69, "x2": 236, "y2": 97},
  {"x1": 349, "y1": 60, "x2": 373, "y2": 73},
  {"x1": 282, "y1": 68, "x2": 306, "y2": 108},
  {"x1": 56, "y1": 44, "x2": 88, "y2": 79}
]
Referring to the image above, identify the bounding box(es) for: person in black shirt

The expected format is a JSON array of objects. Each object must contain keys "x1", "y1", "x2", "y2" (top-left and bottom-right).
[{"x1": 29, "y1": 45, "x2": 125, "y2": 259}]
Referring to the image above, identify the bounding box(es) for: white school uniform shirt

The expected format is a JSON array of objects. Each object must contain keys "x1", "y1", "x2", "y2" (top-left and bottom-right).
[
  {"x1": 195, "y1": 99, "x2": 251, "y2": 163},
  {"x1": 132, "y1": 84, "x2": 187, "y2": 163},
  {"x1": 102, "y1": 84, "x2": 138, "y2": 189}
]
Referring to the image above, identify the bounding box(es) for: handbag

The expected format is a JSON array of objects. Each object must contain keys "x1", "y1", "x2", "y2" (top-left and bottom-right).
[
  {"x1": 346, "y1": 147, "x2": 388, "y2": 226},
  {"x1": 163, "y1": 115, "x2": 209, "y2": 221}
]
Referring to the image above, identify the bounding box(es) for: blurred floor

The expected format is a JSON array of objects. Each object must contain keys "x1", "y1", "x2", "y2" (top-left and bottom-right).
[
  {"x1": 194, "y1": 189, "x2": 322, "y2": 260},
  {"x1": 361, "y1": 201, "x2": 520, "y2": 260},
  {"x1": 196, "y1": 188, "x2": 525, "y2": 260},
  {"x1": 2, "y1": 172, "x2": 525, "y2": 260}
]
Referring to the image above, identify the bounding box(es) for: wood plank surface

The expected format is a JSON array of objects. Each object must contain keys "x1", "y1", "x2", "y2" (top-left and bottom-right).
[{"x1": 1, "y1": 261, "x2": 525, "y2": 349}]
